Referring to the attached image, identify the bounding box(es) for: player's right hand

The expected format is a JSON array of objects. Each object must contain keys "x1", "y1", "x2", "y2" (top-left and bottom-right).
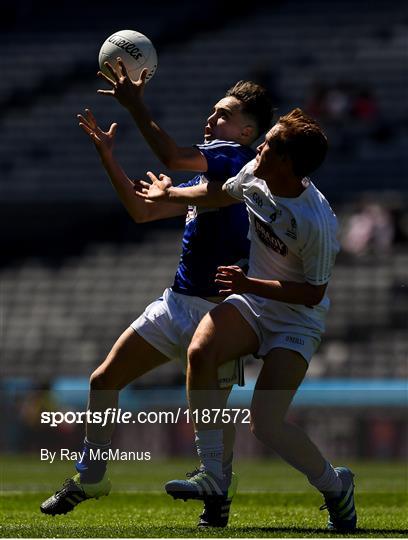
[
  {"x1": 215, "y1": 265, "x2": 251, "y2": 295},
  {"x1": 77, "y1": 109, "x2": 117, "y2": 155},
  {"x1": 97, "y1": 59, "x2": 147, "y2": 109},
  {"x1": 134, "y1": 172, "x2": 173, "y2": 201}
]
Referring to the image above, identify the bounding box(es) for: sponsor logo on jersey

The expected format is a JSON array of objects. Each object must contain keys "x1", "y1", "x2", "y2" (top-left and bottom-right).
[
  {"x1": 269, "y1": 209, "x2": 282, "y2": 222},
  {"x1": 285, "y1": 217, "x2": 298, "y2": 239},
  {"x1": 254, "y1": 216, "x2": 288, "y2": 256},
  {"x1": 252, "y1": 191, "x2": 264, "y2": 208}
]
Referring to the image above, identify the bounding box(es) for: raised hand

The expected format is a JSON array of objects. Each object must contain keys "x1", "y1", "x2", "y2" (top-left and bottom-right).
[
  {"x1": 97, "y1": 58, "x2": 148, "y2": 109},
  {"x1": 215, "y1": 265, "x2": 251, "y2": 295},
  {"x1": 77, "y1": 109, "x2": 117, "y2": 157},
  {"x1": 133, "y1": 172, "x2": 173, "y2": 201}
]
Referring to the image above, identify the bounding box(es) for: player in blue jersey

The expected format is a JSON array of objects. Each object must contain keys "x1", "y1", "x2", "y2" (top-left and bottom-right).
[{"x1": 40, "y1": 64, "x2": 273, "y2": 528}]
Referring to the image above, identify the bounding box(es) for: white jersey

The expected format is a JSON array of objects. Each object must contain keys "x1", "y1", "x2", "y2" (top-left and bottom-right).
[{"x1": 224, "y1": 159, "x2": 340, "y2": 336}]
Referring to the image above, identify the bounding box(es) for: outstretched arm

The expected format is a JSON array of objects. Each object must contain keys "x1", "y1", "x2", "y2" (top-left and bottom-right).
[
  {"x1": 97, "y1": 61, "x2": 207, "y2": 172},
  {"x1": 134, "y1": 172, "x2": 238, "y2": 208},
  {"x1": 77, "y1": 109, "x2": 187, "y2": 223}
]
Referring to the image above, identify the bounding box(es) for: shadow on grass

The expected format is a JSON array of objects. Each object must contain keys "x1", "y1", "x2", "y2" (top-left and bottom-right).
[
  {"x1": 180, "y1": 526, "x2": 406, "y2": 538},
  {"x1": 3, "y1": 524, "x2": 407, "y2": 538},
  {"x1": 231, "y1": 527, "x2": 407, "y2": 537},
  {"x1": 349, "y1": 528, "x2": 408, "y2": 535}
]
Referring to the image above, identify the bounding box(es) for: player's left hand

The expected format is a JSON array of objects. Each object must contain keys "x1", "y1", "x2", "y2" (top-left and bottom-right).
[
  {"x1": 134, "y1": 171, "x2": 173, "y2": 201},
  {"x1": 215, "y1": 265, "x2": 251, "y2": 295},
  {"x1": 77, "y1": 109, "x2": 117, "y2": 156},
  {"x1": 97, "y1": 58, "x2": 147, "y2": 109}
]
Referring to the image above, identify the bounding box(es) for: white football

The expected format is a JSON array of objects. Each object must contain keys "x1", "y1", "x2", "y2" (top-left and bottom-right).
[{"x1": 98, "y1": 30, "x2": 158, "y2": 82}]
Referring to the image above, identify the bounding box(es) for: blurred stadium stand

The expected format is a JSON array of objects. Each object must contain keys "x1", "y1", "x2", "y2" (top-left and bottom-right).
[
  {"x1": 1, "y1": 0, "x2": 407, "y2": 458},
  {"x1": 1, "y1": 0, "x2": 408, "y2": 203},
  {"x1": 2, "y1": 234, "x2": 408, "y2": 380}
]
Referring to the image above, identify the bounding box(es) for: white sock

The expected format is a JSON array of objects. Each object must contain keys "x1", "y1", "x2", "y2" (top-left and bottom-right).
[
  {"x1": 195, "y1": 429, "x2": 223, "y2": 479},
  {"x1": 308, "y1": 461, "x2": 342, "y2": 498}
]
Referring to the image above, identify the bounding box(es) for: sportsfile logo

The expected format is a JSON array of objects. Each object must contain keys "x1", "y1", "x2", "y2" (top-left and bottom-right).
[
  {"x1": 254, "y1": 216, "x2": 288, "y2": 256},
  {"x1": 108, "y1": 35, "x2": 143, "y2": 60},
  {"x1": 40, "y1": 408, "x2": 251, "y2": 427}
]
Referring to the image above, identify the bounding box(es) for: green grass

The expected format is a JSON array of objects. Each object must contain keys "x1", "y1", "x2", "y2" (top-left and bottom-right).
[{"x1": 1, "y1": 455, "x2": 407, "y2": 537}]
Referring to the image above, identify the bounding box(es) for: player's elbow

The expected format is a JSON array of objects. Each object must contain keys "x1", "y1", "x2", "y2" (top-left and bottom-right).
[
  {"x1": 306, "y1": 283, "x2": 327, "y2": 305},
  {"x1": 133, "y1": 215, "x2": 148, "y2": 224},
  {"x1": 130, "y1": 207, "x2": 153, "y2": 224}
]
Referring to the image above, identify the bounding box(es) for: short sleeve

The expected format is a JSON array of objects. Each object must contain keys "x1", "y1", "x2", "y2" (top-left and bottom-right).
[
  {"x1": 176, "y1": 176, "x2": 200, "y2": 189},
  {"x1": 223, "y1": 163, "x2": 251, "y2": 201},
  {"x1": 195, "y1": 140, "x2": 254, "y2": 182},
  {"x1": 302, "y1": 216, "x2": 340, "y2": 285}
]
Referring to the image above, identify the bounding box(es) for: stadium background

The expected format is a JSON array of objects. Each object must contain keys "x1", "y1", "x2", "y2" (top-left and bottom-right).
[{"x1": 1, "y1": 0, "x2": 407, "y2": 476}]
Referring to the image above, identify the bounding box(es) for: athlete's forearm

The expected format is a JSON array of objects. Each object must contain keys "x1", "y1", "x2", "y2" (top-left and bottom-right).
[
  {"x1": 127, "y1": 101, "x2": 180, "y2": 168},
  {"x1": 245, "y1": 278, "x2": 326, "y2": 306},
  {"x1": 166, "y1": 182, "x2": 236, "y2": 207},
  {"x1": 99, "y1": 151, "x2": 150, "y2": 223}
]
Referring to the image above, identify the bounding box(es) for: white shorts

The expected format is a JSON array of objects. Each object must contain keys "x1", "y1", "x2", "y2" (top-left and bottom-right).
[
  {"x1": 225, "y1": 293, "x2": 322, "y2": 363},
  {"x1": 131, "y1": 288, "x2": 245, "y2": 387}
]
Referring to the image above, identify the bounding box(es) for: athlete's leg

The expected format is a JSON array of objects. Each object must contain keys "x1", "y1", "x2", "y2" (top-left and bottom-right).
[
  {"x1": 178, "y1": 303, "x2": 258, "y2": 484},
  {"x1": 187, "y1": 303, "x2": 259, "y2": 430},
  {"x1": 87, "y1": 327, "x2": 170, "y2": 443},
  {"x1": 89, "y1": 324, "x2": 236, "y2": 472},
  {"x1": 250, "y1": 348, "x2": 357, "y2": 531},
  {"x1": 221, "y1": 387, "x2": 235, "y2": 466},
  {"x1": 250, "y1": 348, "x2": 326, "y2": 478}
]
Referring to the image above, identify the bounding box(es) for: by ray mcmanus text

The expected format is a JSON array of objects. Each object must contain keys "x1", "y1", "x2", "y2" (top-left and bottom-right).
[{"x1": 40, "y1": 448, "x2": 151, "y2": 463}]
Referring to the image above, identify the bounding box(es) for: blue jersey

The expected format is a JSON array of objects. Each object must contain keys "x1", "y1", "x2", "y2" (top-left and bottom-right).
[{"x1": 171, "y1": 140, "x2": 255, "y2": 297}]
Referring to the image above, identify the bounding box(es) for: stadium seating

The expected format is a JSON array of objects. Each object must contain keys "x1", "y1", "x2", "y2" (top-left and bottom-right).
[
  {"x1": 2, "y1": 228, "x2": 407, "y2": 380},
  {"x1": 1, "y1": 0, "x2": 408, "y2": 203}
]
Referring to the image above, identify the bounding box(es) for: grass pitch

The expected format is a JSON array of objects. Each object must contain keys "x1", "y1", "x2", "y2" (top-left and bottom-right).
[{"x1": 1, "y1": 455, "x2": 407, "y2": 537}]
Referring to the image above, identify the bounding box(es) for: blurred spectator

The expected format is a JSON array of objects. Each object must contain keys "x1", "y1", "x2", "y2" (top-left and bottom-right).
[
  {"x1": 306, "y1": 82, "x2": 351, "y2": 124},
  {"x1": 351, "y1": 89, "x2": 379, "y2": 123},
  {"x1": 325, "y1": 84, "x2": 351, "y2": 123},
  {"x1": 341, "y1": 202, "x2": 395, "y2": 256},
  {"x1": 367, "y1": 419, "x2": 398, "y2": 460},
  {"x1": 306, "y1": 81, "x2": 353, "y2": 154},
  {"x1": 305, "y1": 82, "x2": 328, "y2": 119}
]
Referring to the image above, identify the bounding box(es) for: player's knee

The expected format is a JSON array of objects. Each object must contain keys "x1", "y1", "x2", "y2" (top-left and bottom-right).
[
  {"x1": 188, "y1": 338, "x2": 218, "y2": 370},
  {"x1": 90, "y1": 367, "x2": 117, "y2": 391},
  {"x1": 187, "y1": 342, "x2": 208, "y2": 373}
]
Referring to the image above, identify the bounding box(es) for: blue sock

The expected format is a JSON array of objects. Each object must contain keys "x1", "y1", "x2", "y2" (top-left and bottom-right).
[{"x1": 75, "y1": 438, "x2": 110, "y2": 483}]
